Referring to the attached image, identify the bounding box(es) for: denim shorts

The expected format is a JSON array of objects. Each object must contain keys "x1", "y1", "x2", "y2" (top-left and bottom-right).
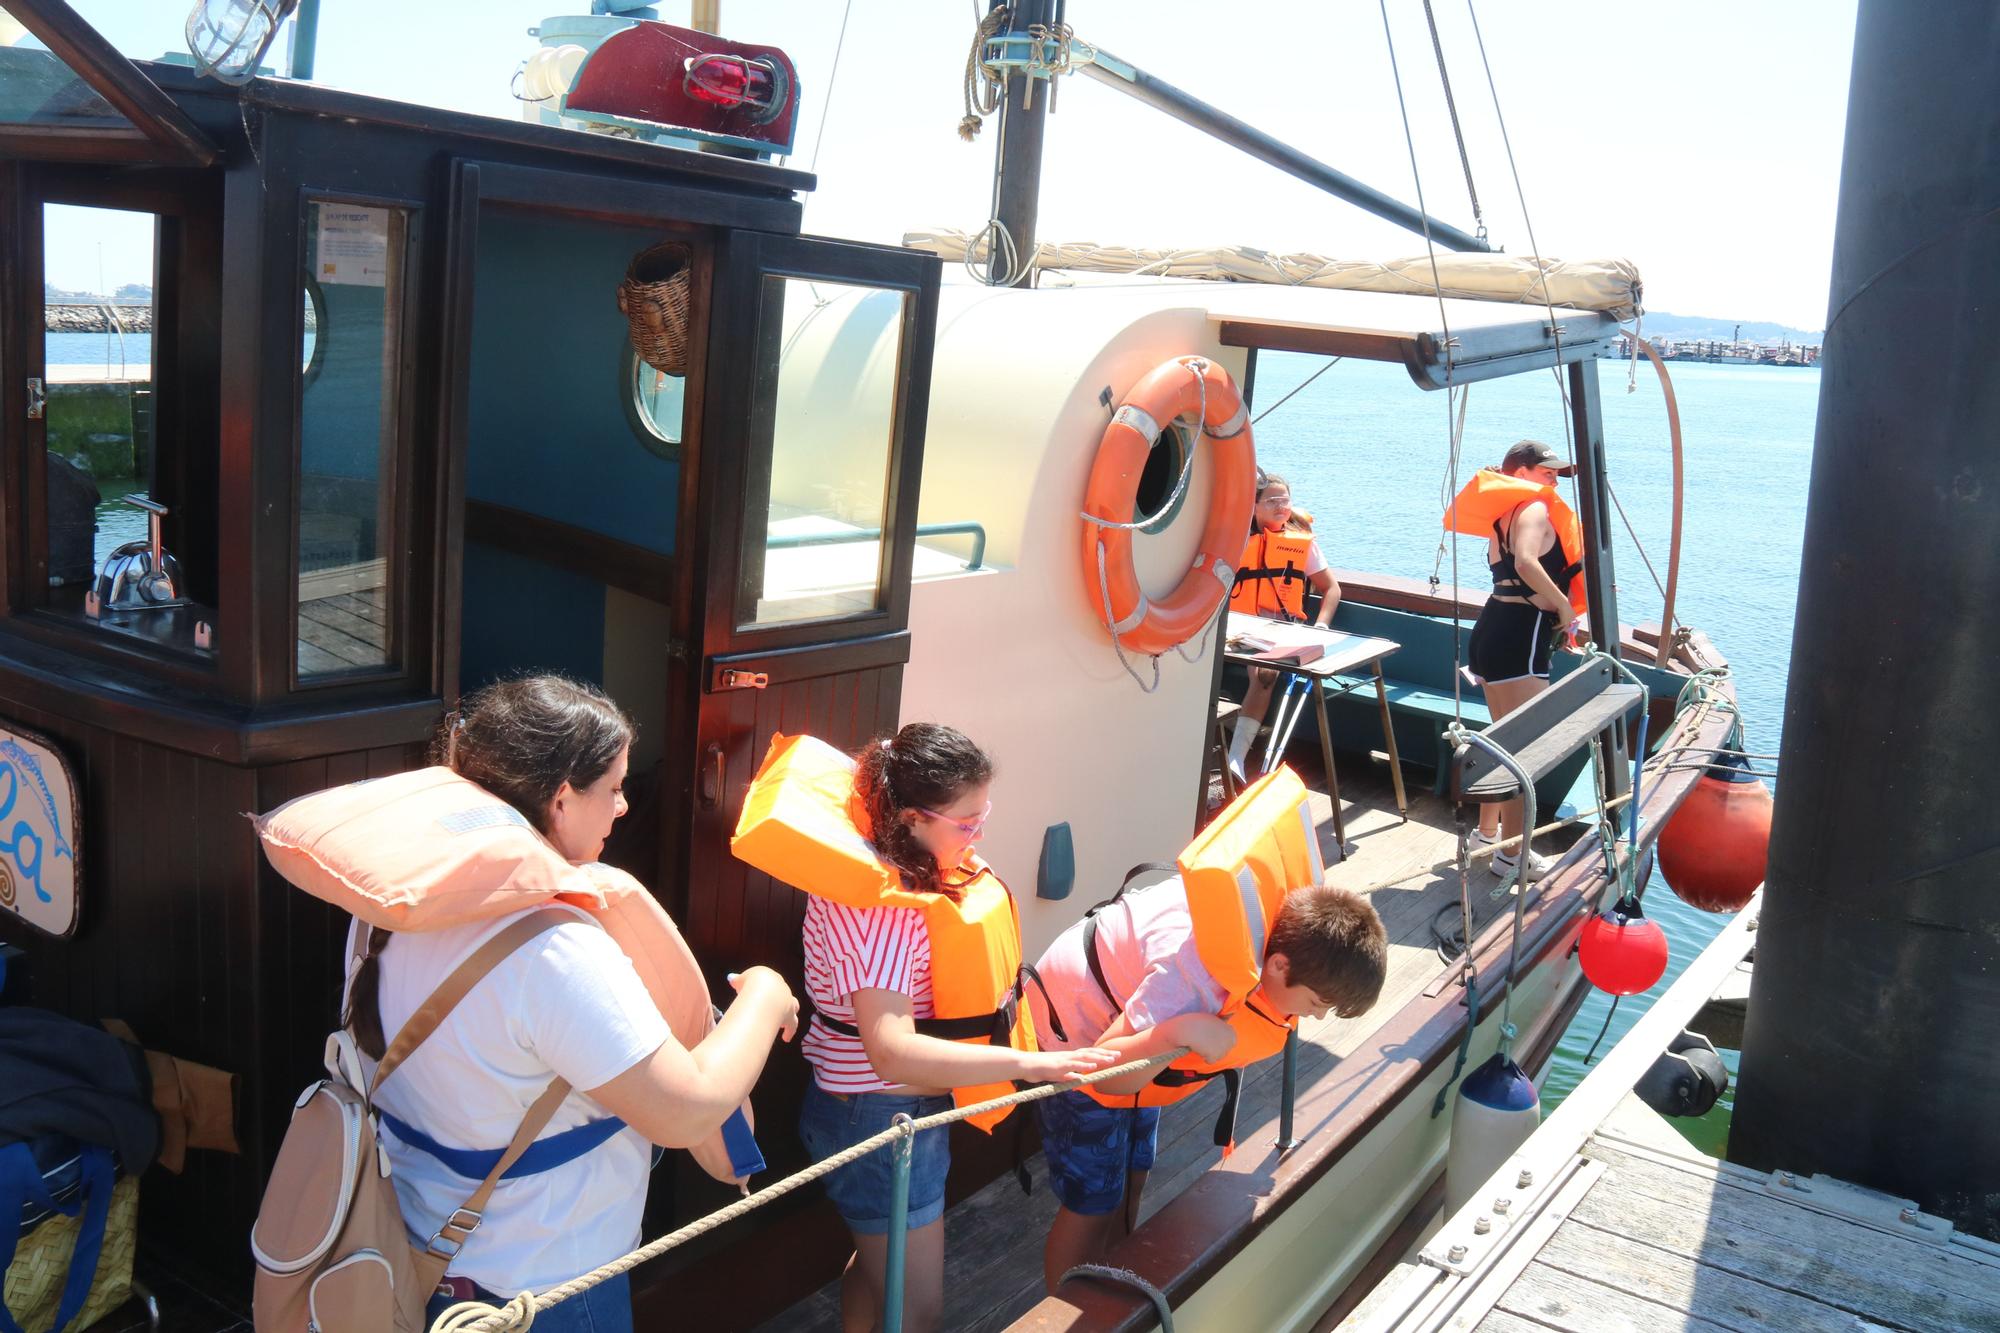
[
  {"x1": 1037, "y1": 1089, "x2": 1161, "y2": 1216},
  {"x1": 425, "y1": 1271, "x2": 631, "y2": 1333},
  {"x1": 797, "y1": 1083, "x2": 953, "y2": 1235}
]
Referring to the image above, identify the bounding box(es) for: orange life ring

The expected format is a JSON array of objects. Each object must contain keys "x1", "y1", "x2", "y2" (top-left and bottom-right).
[{"x1": 1081, "y1": 357, "x2": 1257, "y2": 657}]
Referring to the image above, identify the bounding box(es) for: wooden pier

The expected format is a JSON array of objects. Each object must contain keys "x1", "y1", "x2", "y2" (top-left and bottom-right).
[{"x1": 1341, "y1": 897, "x2": 2000, "y2": 1333}]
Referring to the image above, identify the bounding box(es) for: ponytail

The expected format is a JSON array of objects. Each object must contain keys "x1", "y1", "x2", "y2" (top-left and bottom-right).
[
  {"x1": 854, "y1": 724, "x2": 993, "y2": 896},
  {"x1": 343, "y1": 925, "x2": 394, "y2": 1060}
]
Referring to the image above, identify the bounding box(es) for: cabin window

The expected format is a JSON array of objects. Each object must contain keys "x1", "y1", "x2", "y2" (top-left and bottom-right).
[
  {"x1": 0, "y1": 15, "x2": 139, "y2": 136},
  {"x1": 35, "y1": 199, "x2": 223, "y2": 662},
  {"x1": 294, "y1": 199, "x2": 408, "y2": 681},
  {"x1": 622, "y1": 340, "x2": 683, "y2": 459},
  {"x1": 737, "y1": 277, "x2": 908, "y2": 626}
]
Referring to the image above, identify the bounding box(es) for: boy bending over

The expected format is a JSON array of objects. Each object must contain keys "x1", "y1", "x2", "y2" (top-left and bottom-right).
[{"x1": 1025, "y1": 875, "x2": 1387, "y2": 1291}]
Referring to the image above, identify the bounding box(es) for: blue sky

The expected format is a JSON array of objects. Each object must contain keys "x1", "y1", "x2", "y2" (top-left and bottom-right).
[{"x1": 29, "y1": 1, "x2": 1856, "y2": 330}]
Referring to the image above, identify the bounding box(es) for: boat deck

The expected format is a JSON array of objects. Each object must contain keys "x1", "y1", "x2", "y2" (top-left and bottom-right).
[
  {"x1": 763, "y1": 759, "x2": 1570, "y2": 1332},
  {"x1": 1347, "y1": 1104, "x2": 2000, "y2": 1333}
]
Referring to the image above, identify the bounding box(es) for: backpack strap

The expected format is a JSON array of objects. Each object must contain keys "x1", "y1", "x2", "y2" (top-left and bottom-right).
[
  {"x1": 368, "y1": 908, "x2": 590, "y2": 1283},
  {"x1": 368, "y1": 908, "x2": 577, "y2": 1097},
  {"x1": 414, "y1": 1074, "x2": 573, "y2": 1280}
]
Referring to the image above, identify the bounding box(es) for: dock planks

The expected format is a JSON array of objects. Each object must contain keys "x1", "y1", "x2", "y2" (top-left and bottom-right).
[{"x1": 1431, "y1": 1131, "x2": 2000, "y2": 1333}]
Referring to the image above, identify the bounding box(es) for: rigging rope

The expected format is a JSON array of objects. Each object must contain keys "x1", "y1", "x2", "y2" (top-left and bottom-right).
[
  {"x1": 1251, "y1": 357, "x2": 1342, "y2": 426},
  {"x1": 805, "y1": 0, "x2": 856, "y2": 175},
  {"x1": 1378, "y1": 0, "x2": 1469, "y2": 726},
  {"x1": 1421, "y1": 0, "x2": 1486, "y2": 240}
]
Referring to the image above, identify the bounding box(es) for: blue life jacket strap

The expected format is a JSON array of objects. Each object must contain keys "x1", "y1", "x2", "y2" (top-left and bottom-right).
[{"x1": 379, "y1": 1109, "x2": 627, "y2": 1181}]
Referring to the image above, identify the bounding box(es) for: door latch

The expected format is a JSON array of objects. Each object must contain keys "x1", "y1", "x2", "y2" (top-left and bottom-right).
[
  {"x1": 26, "y1": 378, "x2": 45, "y2": 421},
  {"x1": 718, "y1": 668, "x2": 769, "y2": 690}
]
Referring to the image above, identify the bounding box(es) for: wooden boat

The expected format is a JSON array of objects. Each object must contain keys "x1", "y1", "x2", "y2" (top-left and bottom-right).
[{"x1": 0, "y1": 5, "x2": 1739, "y2": 1329}]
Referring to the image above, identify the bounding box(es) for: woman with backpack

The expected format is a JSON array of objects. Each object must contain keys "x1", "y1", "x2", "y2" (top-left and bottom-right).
[{"x1": 330, "y1": 677, "x2": 799, "y2": 1331}]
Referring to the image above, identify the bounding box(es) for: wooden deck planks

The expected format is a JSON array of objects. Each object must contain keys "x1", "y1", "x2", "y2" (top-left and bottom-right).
[
  {"x1": 1494, "y1": 1260, "x2": 1740, "y2": 1333},
  {"x1": 760, "y1": 764, "x2": 1538, "y2": 1333},
  {"x1": 297, "y1": 583, "x2": 389, "y2": 672},
  {"x1": 1573, "y1": 1142, "x2": 2000, "y2": 1333}
]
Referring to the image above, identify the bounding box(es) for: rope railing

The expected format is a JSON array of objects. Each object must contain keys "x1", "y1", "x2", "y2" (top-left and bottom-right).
[{"x1": 429, "y1": 1045, "x2": 1194, "y2": 1333}]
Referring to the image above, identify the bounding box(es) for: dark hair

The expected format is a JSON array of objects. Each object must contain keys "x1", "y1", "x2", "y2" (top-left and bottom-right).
[
  {"x1": 433, "y1": 676, "x2": 636, "y2": 836},
  {"x1": 852, "y1": 723, "x2": 993, "y2": 896},
  {"x1": 1265, "y1": 886, "x2": 1388, "y2": 1018},
  {"x1": 345, "y1": 675, "x2": 636, "y2": 1058}
]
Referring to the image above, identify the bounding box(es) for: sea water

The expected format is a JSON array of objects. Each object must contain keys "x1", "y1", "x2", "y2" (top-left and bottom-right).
[{"x1": 1252, "y1": 353, "x2": 1819, "y2": 1155}]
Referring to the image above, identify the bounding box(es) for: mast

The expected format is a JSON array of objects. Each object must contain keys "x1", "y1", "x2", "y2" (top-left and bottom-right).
[
  {"x1": 1729, "y1": 0, "x2": 2000, "y2": 1240},
  {"x1": 987, "y1": 0, "x2": 1056, "y2": 286}
]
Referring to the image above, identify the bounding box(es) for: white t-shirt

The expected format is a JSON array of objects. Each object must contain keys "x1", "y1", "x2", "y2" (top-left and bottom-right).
[
  {"x1": 1027, "y1": 877, "x2": 1226, "y2": 1051},
  {"x1": 347, "y1": 908, "x2": 670, "y2": 1294}
]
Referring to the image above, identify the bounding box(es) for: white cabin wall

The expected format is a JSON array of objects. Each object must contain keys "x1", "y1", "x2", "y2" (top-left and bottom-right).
[{"x1": 900, "y1": 287, "x2": 1250, "y2": 960}]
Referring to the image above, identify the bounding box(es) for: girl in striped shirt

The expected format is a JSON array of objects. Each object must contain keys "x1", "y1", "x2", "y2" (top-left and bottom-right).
[{"x1": 797, "y1": 724, "x2": 1115, "y2": 1333}]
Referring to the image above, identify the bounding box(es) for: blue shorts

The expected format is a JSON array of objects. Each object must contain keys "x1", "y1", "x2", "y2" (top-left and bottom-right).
[
  {"x1": 797, "y1": 1083, "x2": 953, "y2": 1235},
  {"x1": 1037, "y1": 1090, "x2": 1161, "y2": 1216}
]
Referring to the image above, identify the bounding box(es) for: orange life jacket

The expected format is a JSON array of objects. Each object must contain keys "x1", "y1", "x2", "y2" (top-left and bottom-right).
[
  {"x1": 730, "y1": 733, "x2": 1039, "y2": 1133},
  {"x1": 1442, "y1": 469, "x2": 1588, "y2": 617},
  {"x1": 254, "y1": 767, "x2": 761, "y2": 1188},
  {"x1": 1231, "y1": 528, "x2": 1316, "y2": 620},
  {"x1": 1077, "y1": 768, "x2": 1323, "y2": 1147}
]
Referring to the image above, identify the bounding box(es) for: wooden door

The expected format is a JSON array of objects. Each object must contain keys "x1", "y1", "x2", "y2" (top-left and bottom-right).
[{"x1": 662, "y1": 229, "x2": 937, "y2": 1180}]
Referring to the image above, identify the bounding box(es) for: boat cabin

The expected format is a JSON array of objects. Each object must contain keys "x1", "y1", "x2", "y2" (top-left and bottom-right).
[
  {"x1": 0, "y1": 5, "x2": 1738, "y2": 1330},
  {"x1": 0, "y1": 0, "x2": 948, "y2": 1296}
]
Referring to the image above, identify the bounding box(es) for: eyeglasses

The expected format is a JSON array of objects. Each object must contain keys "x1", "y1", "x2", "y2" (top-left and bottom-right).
[{"x1": 917, "y1": 800, "x2": 992, "y2": 837}]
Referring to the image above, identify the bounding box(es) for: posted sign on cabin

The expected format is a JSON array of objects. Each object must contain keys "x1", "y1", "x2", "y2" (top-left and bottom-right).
[{"x1": 0, "y1": 726, "x2": 80, "y2": 937}]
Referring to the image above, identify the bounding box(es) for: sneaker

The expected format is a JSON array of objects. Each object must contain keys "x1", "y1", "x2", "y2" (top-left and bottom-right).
[
  {"x1": 1226, "y1": 753, "x2": 1248, "y2": 788},
  {"x1": 1471, "y1": 828, "x2": 1500, "y2": 847},
  {"x1": 1491, "y1": 848, "x2": 1554, "y2": 879}
]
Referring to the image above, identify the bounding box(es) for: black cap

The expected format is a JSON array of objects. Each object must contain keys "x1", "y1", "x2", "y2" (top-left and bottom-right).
[{"x1": 1501, "y1": 439, "x2": 1576, "y2": 476}]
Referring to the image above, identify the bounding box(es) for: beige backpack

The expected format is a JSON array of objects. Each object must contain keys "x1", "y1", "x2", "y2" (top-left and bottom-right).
[{"x1": 250, "y1": 910, "x2": 577, "y2": 1332}]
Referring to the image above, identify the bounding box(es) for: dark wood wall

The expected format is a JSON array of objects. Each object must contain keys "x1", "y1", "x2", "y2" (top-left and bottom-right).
[{"x1": 0, "y1": 695, "x2": 423, "y2": 1286}]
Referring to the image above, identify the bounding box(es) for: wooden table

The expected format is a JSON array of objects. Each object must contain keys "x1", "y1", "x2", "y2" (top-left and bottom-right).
[{"x1": 1224, "y1": 612, "x2": 1408, "y2": 850}]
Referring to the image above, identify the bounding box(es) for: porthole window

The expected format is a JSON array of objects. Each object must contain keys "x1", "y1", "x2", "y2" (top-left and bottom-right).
[
  {"x1": 1132, "y1": 420, "x2": 1192, "y2": 535},
  {"x1": 622, "y1": 340, "x2": 684, "y2": 460}
]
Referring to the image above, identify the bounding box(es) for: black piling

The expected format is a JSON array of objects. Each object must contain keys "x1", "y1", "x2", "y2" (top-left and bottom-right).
[{"x1": 1728, "y1": 0, "x2": 2000, "y2": 1240}]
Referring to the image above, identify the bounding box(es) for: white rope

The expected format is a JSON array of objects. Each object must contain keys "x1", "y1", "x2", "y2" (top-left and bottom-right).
[
  {"x1": 1095, "y1": 539, "x2": 1162, "y2": 694},
  {"x1": 433, "y1": 1047, "x2": 1192, "y2": 1333},
  {"x1": 958, "y1": 4, "x2": 1010, "y2": 141}
]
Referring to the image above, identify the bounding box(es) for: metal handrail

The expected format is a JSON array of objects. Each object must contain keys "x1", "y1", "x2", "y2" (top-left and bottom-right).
[{"x1": 766, "y1": 521, "x2": 987, "y2": 571}]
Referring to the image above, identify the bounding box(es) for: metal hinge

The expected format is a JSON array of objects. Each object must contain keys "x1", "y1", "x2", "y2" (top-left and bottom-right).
[{"x1": 26, "y1": 377, "x2": 45, "y2": 420}]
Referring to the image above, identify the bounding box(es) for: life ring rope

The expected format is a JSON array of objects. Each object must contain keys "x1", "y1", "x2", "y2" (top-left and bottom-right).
[{"x1": 1079, "y1": 355, "x2": 1259, "y2": 679}]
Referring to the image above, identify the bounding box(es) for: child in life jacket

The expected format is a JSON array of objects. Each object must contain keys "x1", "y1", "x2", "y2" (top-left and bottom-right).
[
  {"x1": 1023, "y1": 773, "x2": 1387, "y2": 1290},
  {"x1": 759, "y1": 725, "x2": 1118, "y2": 1333},
  {"x1": 1228, "y1": 472, "x2": 1343, "y2": 783}
]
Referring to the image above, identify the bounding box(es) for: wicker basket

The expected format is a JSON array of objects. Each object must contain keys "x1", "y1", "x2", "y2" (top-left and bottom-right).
[{"x1": 617, "y1": 242, "x2": 693, "y2": 378}]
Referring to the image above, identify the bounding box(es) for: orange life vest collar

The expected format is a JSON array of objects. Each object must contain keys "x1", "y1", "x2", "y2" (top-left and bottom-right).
[
  {"x1": 1076, "y1": 769, "x2": 1323, "y2": 1146},
  {"x1": 1442, "y1": 469, "x2": 1588, "y2": 617},
  {"x1": 1231, "y1": 527, "x2": 1315, "y2": 621},
  {"x1": 730, "y1": 733, "x2": 1038, "y2": 1132}
]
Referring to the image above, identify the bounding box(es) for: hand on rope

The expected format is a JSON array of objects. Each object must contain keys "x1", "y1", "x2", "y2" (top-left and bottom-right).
[{"x1": 430, "y1": 1046, "x2": 1196, "y2": 1333}]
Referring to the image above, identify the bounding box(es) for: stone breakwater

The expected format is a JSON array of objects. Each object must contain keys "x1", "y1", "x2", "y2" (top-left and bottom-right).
[{"x1": 45, "y1": 304, "x2": 153, "y2": 334}]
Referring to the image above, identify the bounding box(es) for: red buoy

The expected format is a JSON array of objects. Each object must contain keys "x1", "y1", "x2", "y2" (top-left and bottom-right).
[
  {"x1": 1579, "y1": 894, "x2": 1669, "y2": 996},
  {"x1": 1657, "y1": 753, "x2": 1772, "y2": 913}
]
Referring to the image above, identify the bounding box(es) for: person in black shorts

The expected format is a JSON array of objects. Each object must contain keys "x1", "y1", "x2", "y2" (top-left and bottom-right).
[{"x1": 1466, "y1": 440, "x2": 1581, "y2": 879}]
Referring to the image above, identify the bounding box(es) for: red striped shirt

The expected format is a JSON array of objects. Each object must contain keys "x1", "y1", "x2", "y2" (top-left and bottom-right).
[{"x1": 801, "y1": 897, "x2": 934, "y2": 1093}]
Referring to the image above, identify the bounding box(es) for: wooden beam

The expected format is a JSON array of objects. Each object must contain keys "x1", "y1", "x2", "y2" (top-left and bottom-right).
[{"x1": 6, "y1": 0, "x2": 218, "y2": 165}]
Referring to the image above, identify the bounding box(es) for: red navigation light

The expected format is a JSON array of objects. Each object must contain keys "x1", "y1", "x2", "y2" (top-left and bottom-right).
[{"x1": 683, "y1": 54, "x2": 781, "y2": 120}]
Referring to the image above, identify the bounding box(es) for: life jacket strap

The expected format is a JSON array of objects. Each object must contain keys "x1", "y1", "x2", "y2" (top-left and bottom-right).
[{"x1": 810, "y1": 1007, "x2": 1006, "y2": 1043}]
